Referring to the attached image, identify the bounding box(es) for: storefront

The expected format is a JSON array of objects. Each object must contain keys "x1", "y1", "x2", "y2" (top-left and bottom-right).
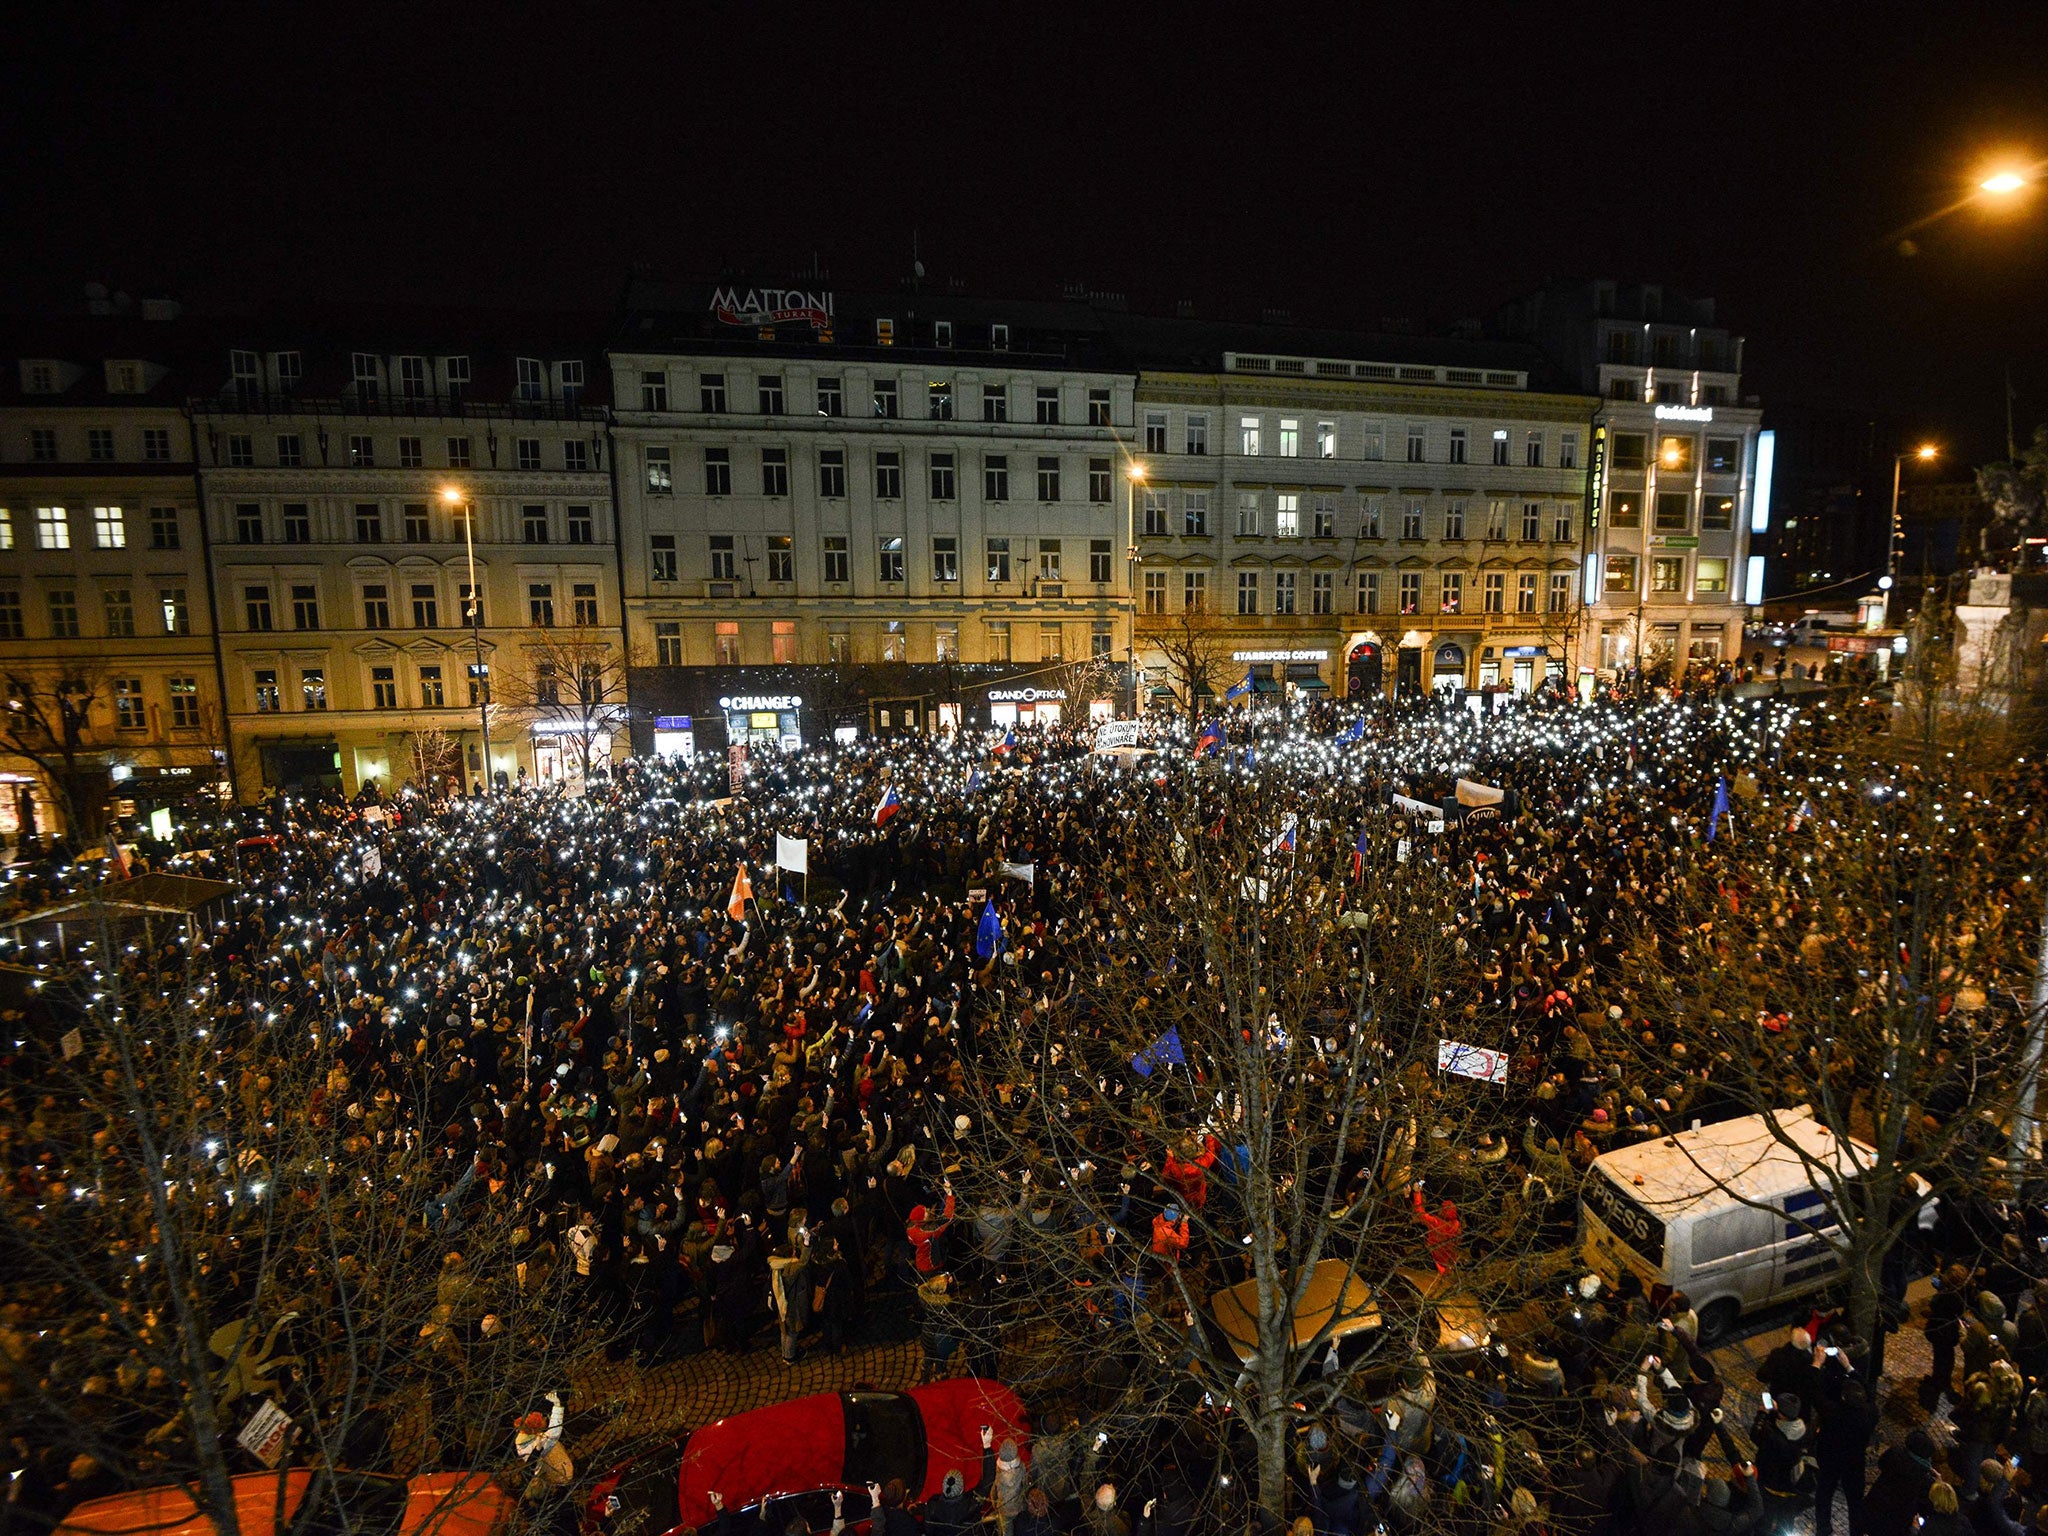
[
  {"x1": 987, "y1": 685, "x2": 1066, "y2": 728},
  {"x1": 1431, "y1": 642, "x2": 1468, "y2": 694}
]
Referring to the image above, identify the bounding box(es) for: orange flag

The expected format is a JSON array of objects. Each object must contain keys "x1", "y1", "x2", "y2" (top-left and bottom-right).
[{"x1": 727, "y1": 862, "x2": 753, "y2": 921}]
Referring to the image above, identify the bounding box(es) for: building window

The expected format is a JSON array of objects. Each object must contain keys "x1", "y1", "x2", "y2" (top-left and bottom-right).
[
  {"x1": 148, "y1": 506, "x2": 180, "y2": 550},
  {"x1": 411, "y1": 584, "x2": 439, "y2": 627},
  {"x1": 142, "y1": 427, "x2": 171, "y2": 462},
  {"x1": 1144, "y1": 570, "x2": 1167, "y2": 613},
  {"x1": 646, "y1": 448, "x2": 672, "y2": 494},
  {"x1": 348, "y1": 434, "x2": 375, "y2": 466},
  {"x1": 1521, "y1": 430, "x2": 1544, "y2": 467},
  {"x1": 873, "y1": 378, "x2": 899, "y2": 418},
  {"x1": 827, "y1": 630, "x2": 849, "y2": 664},
  {"x1": 512, "y1": 437, "x2": 539, "y2": 470},
  {"x1": 90, "y1": 505, "x2": 125, "y2": 549},
  {"x1": 1448, "y1": 427, "x2": 1467, "y2": 464},
  {"x1": 771, "y1": 619, "x2": 797, "y2": 664},
  {"x1": 245, "y1": 585, "x2": 273, "y2": 631},
  {"x1": 515, "y1": 357, "x2": 544, "y2": 400},
  {"x1": 1705, "y1": 437, "x2": 1741, "y2": 474},
  {"x1": 641, "y1": 371, "x2": 669, "y2": 410},
  {"x1": 990, "y1": 323, "x2": 1010, "y2": 350},
  {"x1": 1407, "y1": 424, "x2": 1427, "y2": 462},
  {"x1": 160, "y1": 587, "x2": 189, "y2": 635},
  {"x1": 810, "y1": 375, "x2": 842, "y2": 417},
  {"x1": 1604, "y1": 555, "x2": 1639, "y2": 592},
  {"x1": 986, "y1": 537, "x2": 1011, "y2": 583},
  {"x1": 0, "y1": 511, "x2": 12, "y2": 551},
  {"x1": 1184, "y1": 491, "x2": 1209, "y2": 537},
  {"x1": 1560, "y1": 431, "x2": 1580, "y2": 470},
  {"x1": 447, "y1": 436, "x2": 472, "y2": 468},
  {"x1": 1273, "y1": 570, "x2": 1297, "y2": 614},
  {"x1": 759, "y1": 375, "x2": 785, "y2": 415},
  {"x1": 1491, "y1": 428, "x2": 1510, "y2": 466},
  {"x1": 1611, "y1": 433, "x2": 1646, "y2": 471},
  {"x1": 371, "y1": 666, "x2": 399, "y2": 709},
  {"x1": 1240, "y1": 416, "x2": 1262, "y2": 456},
  {"x1": 1038, "y1": 539, "x2": 1062, "y2": 581},
  {"x1": 761, "y1": 448, "x2": 789, "y2": 496},
  {"x1": 928, "y1": 380, "x2": 953, "y2": 421},
  {"x1": 984, "y1": 454, "x2": 1009, "y2": 501},
  {"x1": 1183, "y1": 570, "x2": 1209, "y2": 611},
  {"x1": 162, "y1": 676, "x2": 198, "y2": 730},
  {"x1": 85, "y1": 427, "x2": 118, "y2": 462},
  {"x1": 715, "y1": 623, "x2": 742, "y2": 667},
  {"x1": 875, "y1": 451, "x2": 903, "y2": 500},
  {"x1": 1521, "y1": 502, "x2": 1542, "y2": 541},
  {"x1": 36, "y1": 506, "x2": 70, "y2": 550},
  {"x1": 1401, "y1": 503, "x2": 1423, "y2": 540},
  {"x1": 1483, "y1": 501, "x2": 1506, "y2": 541},
  {"x1": 932, "y1": 536, "x2": 959, "y2": 583},
  {"x1": 982, "y1": 384, "x2": 1008, "y2": 423},
  {"x1": 467, "y1": 655, "x2": 489, "y2": 704},
  {"x1": 29, "y1": 429, "x2": 57, "y2": 462},
  {"x1": 397, "y1": 435, "x2": 423, "y2": 468},
  {"x1": 1399, "y1": 573, "x2": 1420, "y2": 614},
  {"x1": 253, "y1": 669, "x2": 280, "y2": 712},
  {"x1": 1517, "y1": 573, "x2": 1538, "y2": 613},
  {"x1": 1358, "y1": 571, "x2": 1379, "y2": 613},
  {"x1": 878, "y1": 535, "x2": 905, "y2": 583},
  {"x1": 276, "y1": 503, "x2": 306, "y2": 542},
  {"x1": 441, "y1": 355, "x2": 466, "y2": 400},
  {"x1": 564, "y1": 438, "x2": 590, "y2": 472},
  {"x1": 528, "y1": 583, "x2": 555, "y2": 625},
  {"x1": 357, "y1": 504, "x2": 383, "y2": 543},
  {"x1": 767, "y1": 534, "x2": 793, "y2": 583},
  {"x1": 46, "y1": 589, "x2": 79, "y2": 638},
  {"x1": 876, "y1": 318, "x2": 896, "y2": 347},
  {"x1": 1088, "y1": 457, "x2": 1112, "y2": 504},
  {"x1": 1036, "y1": 457, "x2": 1061, "y2": 502},
  {"x1": 1312, "y1": 495, "x2": 1336, "y2": 539},
  {"x1": 650, "y1": 535, "x2": 677, "y2": 582},
  {"x1": 1654, "y1": 492, "x2": 1691, "y2": 531},
  {"x1": 1238, "y1": 493, "x2": 1261, "y2": 537},
  {"x1": 220, "y1": 432, "x2": 253, "y2": 467},
  {"x1": 1036, "y1": 386, "x2": 1061, "y2": 425},
  {"x1": 1142, "y1": 489, "x2": 1168, "y2": 537},
  {"x1": 1275, "y1": 493, "x2": 1300, "y2": 539},
  {"x1": 930, "y1": 452, "x2": 956, "y2": 501},
  {"x1": 1186, "y1": 413, "x2": 1209, "y2": 454},
  {"x1": 1658, "y1": 435, "x2": 1694, "y2": 473},
  {"x1": 522, "y1": 505, "x2": 548, "y2": 544},
  {"x1": 1483, "y1": 572, "x2": 1505, "y2": 613},
  {"x1": 1439, "y1": 572, "x2": 1462, "y2": 613},
  {"x1": 1039, "y1": 622, "x2": 1064, "y2": 662},
  {"x1": 1079, "y1": 387, "x2": 1108, "y2": 428},
  {"x1": 113, "y1": 677, "x2": 147, "y2": 729},
  {"x1": 1145, "y1": 411, "x2": 1167, "y2": 453},
  {"x1": 0, "y1": 590, "x2": 19, "y2": 639},
  {"x1": 572, "y1": 582, "x2": 599, "y2": 625},
  {"x1": 1702, "y1": 494, "x2": 1736, "y2": 531},
  {"x1": 419, "y1": 665, "x2": 445, "y2": 706},
  {"x1": 1444, "y1": 502, "x2": 1465, "y2": 540},
  {"x1": 362, "y1": 584, "x2": 390, "y2": 629},
  {"x1": 1307, "y1": 570, "x2": 1332, "y2": 614},
  {"x1": 232, "y1": 503, "x2": 264, "y2": 544},
  {"x1": 819, "y1": 449, "x2": 847, "y2": 498},
  {"x1": 1361, "y1": 499, "x2": 1381, "y2": 538},
  {"x1": 1695, "y1": 557, "x2": 1730, "y2": 594},
  {"x1": 986, "y1": 620, "x2": 1012, "y2": 662},
  {"x1": 932, "y1": 320, "x2": 954, "y2": 349},
  {"x1": 1237, "y1": 571, "x2": 1259, "y2": 615},
  {"x1": 708, "y1": 535, "x2": 736, "y2": 580},
  {"x1": 277, "y1": 433, "x2": 302, "y2": 466},
  {"x1": 704, "y1": 448, "x2": 732, "y2": 496},
  {"x1": 654, "y1": 622, "x2": 682, "y2": 666},
  {"x1": 1609, "y1": 493, "x2": 1640, "y2": 528},
  {"x1": 935, "y1": 621, "x2": 959, "y2": 661},
  {"x1": 405, "y1": 503, "x2": 431, "y2": 542},
  {"x1": 301, "y1": 669, "x2": 329, "y2": 711},
  {"x1": 824, "y1": 536, "x2": 850, "y2": 583},
  {"x1": 699, "y1": 373, "x2": 727, "y2": 412},
  {"x1": 1652, "y1": 557, "x2": 1686, "y2": 594},
  {"x1": 1553, "y1": 507, "x2": 1573, "y2": 542}
]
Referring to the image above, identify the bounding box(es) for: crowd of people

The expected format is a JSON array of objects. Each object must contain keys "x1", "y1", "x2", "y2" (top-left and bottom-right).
[{"x1": 2, "y1": 683, "x2": 2045, "y2": 1536}]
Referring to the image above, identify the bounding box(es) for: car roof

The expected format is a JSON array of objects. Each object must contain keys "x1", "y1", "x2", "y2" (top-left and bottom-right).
[
  {"x1": 1210, "y1": 1258, "x2": 1381, "y2": 1360},
  {"x1": 677, "y1": 1392, "x2": 847, "y2": 1528},
  {"x1": 1589, "y1": 1107, "x2": 1873, "y2": 1213},
  {"x1": 55, "y1": 1472, "x2": 506, "y2": 1536}
]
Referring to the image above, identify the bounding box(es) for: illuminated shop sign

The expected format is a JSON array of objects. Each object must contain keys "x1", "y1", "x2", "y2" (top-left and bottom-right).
[
  {"x1": 718, "y1": 695, "x2": 802, "y2": 711},
  {"x1": 1653, "y1": 404, "x2": 1714, "y2": 423},
  {"x1": 1231, "y1": 649, "x2": 1330, "y2": 662},
  {"x1": 709, "y1": 287, "x2": 835, "y2": 331},
  {"x1": 988, "y1": 687, "x2": 1066, "y2": 703}
]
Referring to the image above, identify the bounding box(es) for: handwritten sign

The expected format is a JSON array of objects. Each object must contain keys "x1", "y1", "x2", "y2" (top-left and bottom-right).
[{"x1": 1437, "y1": 1038, "x2": 1508, "y2": 1085}]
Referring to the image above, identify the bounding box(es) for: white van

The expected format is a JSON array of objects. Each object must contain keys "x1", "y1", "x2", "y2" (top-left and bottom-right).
[{"x1": 1578, "y1": 1108, "x2": 1876, "y2": 1342}]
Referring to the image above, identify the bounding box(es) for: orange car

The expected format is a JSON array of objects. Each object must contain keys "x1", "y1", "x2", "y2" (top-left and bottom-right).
[{"x1": 57, "y1": 1469, "x2": 512, "y2": 1536}]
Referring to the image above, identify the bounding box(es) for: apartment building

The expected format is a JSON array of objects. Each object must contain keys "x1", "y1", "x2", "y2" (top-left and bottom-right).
[
  {"x1": 1501, "y1": 282, "x2": 1764, "y2": 676},
  {"x1": 1120, "y1": 319, "x2": 1596, "y2": 700},
  {"x1": 611, "y1": 281, "x2": 1135, "y2": 749},
  {"x1": 190, "y1": 313, "x2": 619, "y2": 796},
  {"x1": 0, "y1": 304, "x2": 225, "y2": 836}
]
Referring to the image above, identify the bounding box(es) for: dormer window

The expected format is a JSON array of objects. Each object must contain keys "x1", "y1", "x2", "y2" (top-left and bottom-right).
[
  {"x1": 876, "y1": 318, "x2": 896, "y2": 346},
  {"x1": 515, "y1": 357, "x2": 545, "y2": 400},
  {"x1": 934, "y1": 320, "x2": 953, "y2": 348},
  {"x1": 397, "y1": 356, "x2": 428, "y2": 398},
  {"x1": 990, "y1": 323, "x2": 1010, "y2": 350},
  {"x1": 273, "y1": 351, "x2": 303, "y2": 390},
  {"x1": 443, "y1": 355, "x2": 470, "y2": 402},
  {"x1": 352, "y1": 352, "x2": 381, "y2": 403},
  {"x1": 105, "y1": 361, "x2": 144, "y2": 394},
  {"x1": 22, "y1": 361, "x2": 58, "y2": 394}
]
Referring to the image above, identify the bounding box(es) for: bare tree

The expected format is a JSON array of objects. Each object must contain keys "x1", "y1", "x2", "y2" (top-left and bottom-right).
[
  {"x1": 0, "y1": 658, "x2": 117, "y2": 842},
  {"x1": 949, "y1": 773, "x2": 1558, "y2": 1526},
  {"x1": 496, "y1": 628, "x2": 629, "y2": 783},
  {"x1": 402, "y1": 727, "x2": 465, "y2": 798},
  {"x1": 1055, "y1": 656, "x2": 1119, "y2": 731},
  {"x1": 1145, "y1": 601, "x2": 1235, "y2": 743}
]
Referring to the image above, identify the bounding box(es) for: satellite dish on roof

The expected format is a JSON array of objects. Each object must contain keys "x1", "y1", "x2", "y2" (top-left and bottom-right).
[{"x1": 914, "y1": 261, "x2": 925, "y2": 280}]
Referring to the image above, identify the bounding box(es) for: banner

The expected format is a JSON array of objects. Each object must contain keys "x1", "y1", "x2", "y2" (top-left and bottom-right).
[
  {"x1": 1437, "y1": 1038, "x2": 1509, "y2": 1084},
  {"x1": 727, "y1": 742, "x2": 749, "y2": 795},
  {"x1": 237, "y1": 1399, "x2": 293, "y2": 1467},
  {"x1": 1390, "y1": 793, "x2": 1438, "y2": 819},
  {"x1": 1093, "y1": 720, "x2": 1145, "y2": 753},
  {"x1": 774, "y1": 834, "x2": 808, "y2": 874},
  {"x1": 997, "y1": 861, "x2": 1035, "y2": 884}
]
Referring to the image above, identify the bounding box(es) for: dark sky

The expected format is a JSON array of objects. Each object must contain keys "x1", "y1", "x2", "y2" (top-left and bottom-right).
[{"x1": 6, "y1": 3, "x2": 2046, "y2": 464}]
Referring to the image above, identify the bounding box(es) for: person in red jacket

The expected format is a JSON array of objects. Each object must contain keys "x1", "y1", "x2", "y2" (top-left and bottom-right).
[
  {"x1": 907, "y1": 1182, "x2": 956, "y2": 1274},
  {"x1": 1162, "y1": 1134, "x2": 1216, "y2": 1212},
  {"x1": 1411, "y1": 1184, "x2": 1462, "y2": 1272},
  {"x1": 1151, "y1": 1206, "x2": 1191, "y2": 1263}
]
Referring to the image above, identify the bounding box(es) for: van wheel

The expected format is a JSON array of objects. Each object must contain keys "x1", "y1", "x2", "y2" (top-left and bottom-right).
[{"x1": 1697, "y1": 1300, "x2": 1741, "y2": 1344}]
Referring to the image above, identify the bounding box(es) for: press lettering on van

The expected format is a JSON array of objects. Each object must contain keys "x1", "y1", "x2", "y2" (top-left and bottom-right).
[{"x1": 1584, "y1": 1171, "x2": 1667, "y2": 1266}]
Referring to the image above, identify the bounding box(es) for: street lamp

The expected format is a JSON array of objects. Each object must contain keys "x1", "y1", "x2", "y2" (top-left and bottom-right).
[
  {"x1": 1126, "y1": 462, "x2": 1146, "y2": 717},
  {"x1": 1884, "y1": 444, "x2": 1939, "y2": 624},
  {"x1": 1982, "y1": 170, "x2": 2030, "y2": 195},
  {"x1": 442, "y1": 486, "x2": 493, "y2": 792}
]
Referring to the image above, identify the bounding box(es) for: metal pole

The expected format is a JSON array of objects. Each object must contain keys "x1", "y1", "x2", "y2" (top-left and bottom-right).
[
  {"x1": 1886, "y1": 453, "x2": 1904, "y2": 627},
  {"x1": 2009, "y1": 893, "x2": 2048, "y2": 1166},
  {"x1": 465, "y1": 500, "x2": 491, "y2": 792}
]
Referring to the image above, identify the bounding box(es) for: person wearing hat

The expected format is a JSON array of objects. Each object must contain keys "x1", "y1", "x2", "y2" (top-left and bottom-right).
[
  {"x1": 1927, "y1": 1264, "x2": 1973, "y2": 1409},
  {"x1": 513, "y1": 1391, "x2": 572, "y2": 1500},
  {"x1": 1863, "y1": 1429, "x2": 1939, "y2": 1536},
  {"x1": 1305, "y1": 1456, "x2": 1362, "y2": 1536},
  {"x1": 1750, "y1": 1392, "x2": 1817, "y2": 1522},
  {"x1": 921, "y1": 1425, "x2": 997, "y2": 1536},
  {"x1": 988, "y1": 1436, "x2": 1027, "y2": 1535}
]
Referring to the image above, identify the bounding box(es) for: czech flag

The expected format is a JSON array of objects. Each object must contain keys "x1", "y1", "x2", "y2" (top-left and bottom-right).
[
  {"x1": 1193, "y1": 719, "x2": 1226, "y2": 759},
  {"x1": 1351, "y1": 824, "x2": 1369, "y2": 882},
  {"x1": 727, "y1": 862, "x2": 753, "y2": 920},
  {"x1": 874, "y1": 785, "x2": 902, "y2": 826},
  {"x1": 1265, "y1": 813, "x2": 1298, "y2": 858},
  {"x1": 1225, "y1": 667, "x2": 1255, "y2": 703},
  {"x1": 994, "y1": 728, "x2": 1016, "y2": 756}
]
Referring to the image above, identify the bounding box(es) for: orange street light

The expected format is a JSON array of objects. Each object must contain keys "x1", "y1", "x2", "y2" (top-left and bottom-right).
[{"x1": 1982, "y1": 171, "x2": 2029, "y2": 195}]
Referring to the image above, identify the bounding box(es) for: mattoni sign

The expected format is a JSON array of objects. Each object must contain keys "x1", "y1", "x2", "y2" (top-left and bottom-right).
[
  {"x1": 710, "y1": 287, "x2": 835, "y2": 332},
  {"x1": 1653, "y1": 404, "x2": 1714, "y2": 423}
]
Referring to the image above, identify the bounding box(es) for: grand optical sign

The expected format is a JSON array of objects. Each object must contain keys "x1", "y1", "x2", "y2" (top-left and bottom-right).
[
  {"x1": 710, "y1": 287, "x2": 835, "y2": 331},
  {"x1": 1653, "y1": 404, "x2": 1714, "y2": 423},
  {"x1": 988, "y1": 687, "x2": 1066, "y2": 703},
  {"x1": 1232, "y1": 649, "x2": 1330, "y2": 662}
]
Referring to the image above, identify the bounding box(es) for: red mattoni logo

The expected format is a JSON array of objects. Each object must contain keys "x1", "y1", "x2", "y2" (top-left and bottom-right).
[{"x1": 709, "y1": 287, "x2": 835, "y2": 331}]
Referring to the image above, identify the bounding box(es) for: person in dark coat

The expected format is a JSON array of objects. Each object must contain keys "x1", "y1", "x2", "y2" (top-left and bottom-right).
[
  {"x1": 922, "y1": 1428, "x2": 995, "y2": 1536},
  {"x1": 1863, "y1": 1430, "x2": 1939, "y2": 1536},
  {"x1": 1551, "y1": 1445, "x2": 1619, "y2": 1536},
  {"x1": 1814, "y1": 1378, "x2": 1878, "y2": 1536},
  {"x1": 1928, "y1": 1265, "x2": 1973, "y2": 1409}
]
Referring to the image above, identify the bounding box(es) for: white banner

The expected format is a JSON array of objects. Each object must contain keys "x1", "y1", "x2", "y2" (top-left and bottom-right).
[
  {"x1": 1093, "y1": 720, "x2": 1144, "y2": 753},
  {"x1": 238, "y1": 1399, "x2": 293, "y2": 1467},
  {"x1": 1391, "y1": 793, "x2": 1437, "y2": 819},
  {"x1": 998, "y1": 861, "x2": 1035, "y2": 884},
  {"x1": 1437, "y1": 1038, "x2": 1509, "y2": 1085},
  {"x1": 774, "y1": 834, "x2": 808, "y2": 874}
]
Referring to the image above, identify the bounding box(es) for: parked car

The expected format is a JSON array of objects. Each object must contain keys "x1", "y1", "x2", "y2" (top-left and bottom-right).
[
  {"x1": 57, "y1": 1470, "x2": 511, "y2": 1536},
  {"x1": 588, "y1": 1380, "x2": 1029, "y2": 1536}
]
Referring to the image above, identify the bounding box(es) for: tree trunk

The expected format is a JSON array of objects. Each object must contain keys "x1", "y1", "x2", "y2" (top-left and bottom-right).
[
  {"x1": 1847, "y1": 1242, "x2": 1887, "y2": 1382},
  {"x1": 1254, "y1": 1404, "x2": 1289, "y2": 1528}
]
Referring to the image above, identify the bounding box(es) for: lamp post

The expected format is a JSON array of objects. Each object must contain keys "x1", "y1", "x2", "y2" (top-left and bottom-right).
[
  {"x1": 443, "y1": 487, "x2": 492, "y2": 793},
  {"x1": 1126, "y1": 461, "x2": 1147, "y2": 719},
  {"x1": 1884, "y1": 444, "x2": 1939, "y2": 625}
]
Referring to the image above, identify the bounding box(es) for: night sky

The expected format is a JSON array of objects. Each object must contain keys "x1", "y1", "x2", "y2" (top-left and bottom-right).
[{"x1": 6, "y1": 4, "x2": 2046, "y2": 464}]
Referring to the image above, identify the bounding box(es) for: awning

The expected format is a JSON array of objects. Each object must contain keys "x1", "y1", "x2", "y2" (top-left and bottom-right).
[
  {"x1": 1292, "y1": 674, "x2": 1330, "y2": 690},
  {"x1": 1252, "y1": 676, "x2": 1281, "y2": 693}
]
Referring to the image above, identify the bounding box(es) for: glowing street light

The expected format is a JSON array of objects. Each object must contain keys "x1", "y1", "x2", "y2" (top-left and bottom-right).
[
  {"x1": 442, "y1": 485, "x2": 493, "y2": 792},
  {"x1": 1981, "y1": 171, "x2": 2029, "y2": 195},
  {"x1": 1884, "y1": 444, "x2": 1940, "y2": 624}
]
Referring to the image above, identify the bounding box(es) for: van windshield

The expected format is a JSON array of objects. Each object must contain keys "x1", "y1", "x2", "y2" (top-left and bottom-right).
[{"x1": 1583, "y1": 1168, "x2": 1667, "y2": 1265}]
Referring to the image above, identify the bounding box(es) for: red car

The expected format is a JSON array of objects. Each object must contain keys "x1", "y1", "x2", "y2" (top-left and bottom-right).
[{"x1": 590, "y1": 1380, "x2": 1028, "y2": 1535}]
